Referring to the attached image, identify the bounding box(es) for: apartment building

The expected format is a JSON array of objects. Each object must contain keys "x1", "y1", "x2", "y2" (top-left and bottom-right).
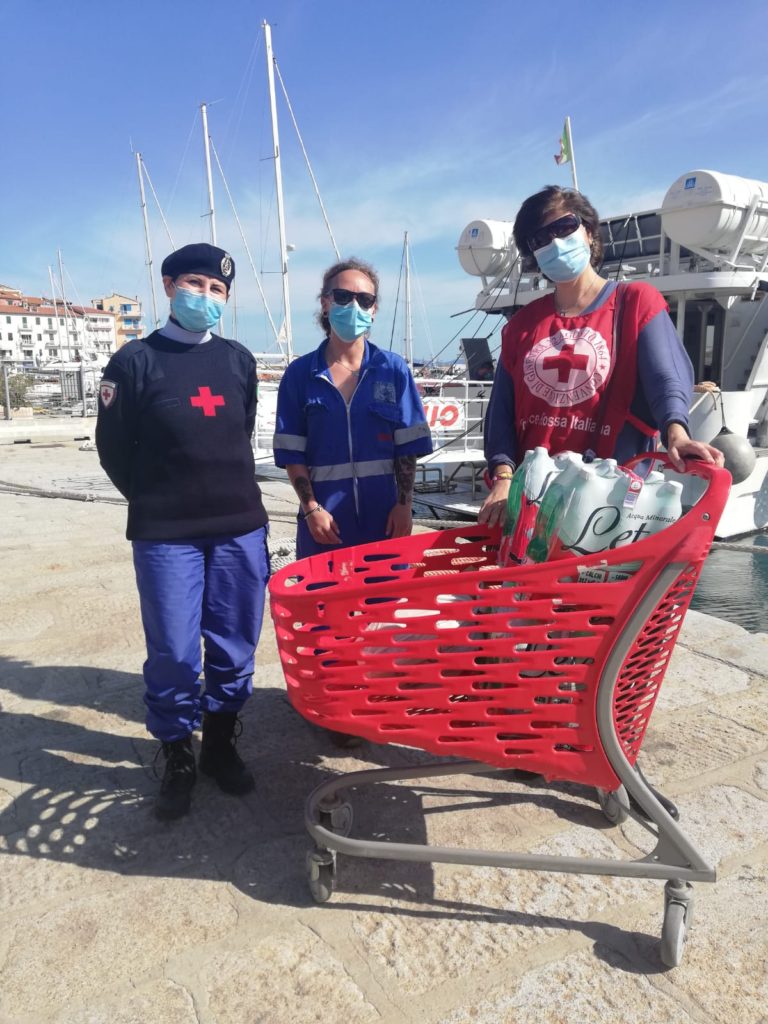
[
  {"x1": 0, "y1": 285, "x2": 117, "y2": 368},
  {"x1": 90, "y1": 293, "x2": 144, "y2": 349}
]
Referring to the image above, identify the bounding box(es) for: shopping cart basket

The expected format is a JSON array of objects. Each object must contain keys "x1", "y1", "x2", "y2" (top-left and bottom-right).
[{"x1": 269, "y1": 458, "x2": 730, "y2": 967}]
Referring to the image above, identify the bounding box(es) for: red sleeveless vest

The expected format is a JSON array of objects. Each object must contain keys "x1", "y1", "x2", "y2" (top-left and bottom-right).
[{"x1": 500, "y1": 282, "x2": 666, "y2": 458}]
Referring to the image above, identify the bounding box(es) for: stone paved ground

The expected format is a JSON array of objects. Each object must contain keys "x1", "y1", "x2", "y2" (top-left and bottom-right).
[{"x1": 1, "y1": 438, "x2": 767, "y2": 1024}]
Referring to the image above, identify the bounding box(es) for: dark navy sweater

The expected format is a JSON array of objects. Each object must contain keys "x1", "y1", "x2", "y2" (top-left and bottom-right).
[{"x1": 95, "y1": 329, "x2": 268, "y2": 541}]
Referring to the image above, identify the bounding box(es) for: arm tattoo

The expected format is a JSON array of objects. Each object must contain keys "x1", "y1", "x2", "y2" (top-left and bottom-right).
[
  {"x1": 293, "y1": 474, "x2": 315, "y2": 505},
  {"x1": 394, "y1": 455, "x2": 417, "y2": 505}
]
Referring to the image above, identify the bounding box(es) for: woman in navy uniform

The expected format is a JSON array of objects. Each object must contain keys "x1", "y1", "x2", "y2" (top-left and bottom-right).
[{"x1": 96, "y1": 243, "x2": 270, "y2": 820}]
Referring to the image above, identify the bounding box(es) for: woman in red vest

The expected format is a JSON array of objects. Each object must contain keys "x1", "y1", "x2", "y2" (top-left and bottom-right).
[{"x1": 480, "y1": 186, "x2": 723, "y2": 527}]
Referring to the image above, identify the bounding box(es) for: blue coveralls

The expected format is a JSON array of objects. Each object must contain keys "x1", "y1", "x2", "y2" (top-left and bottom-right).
[
  {"x1": 273, "y1": 339, "x2": 433, "y2": 558},
  {"x1": 133, "y1": 529, "x2": 270, "y2": 741}
]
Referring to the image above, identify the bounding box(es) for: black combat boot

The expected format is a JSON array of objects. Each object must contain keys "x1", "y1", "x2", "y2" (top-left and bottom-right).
[
  {"x1": 198, "y1": 712, "x2": 255, "y2": 795},
  {"x1": 155, "y1": 736, "x2": 196, "y2": 820}
]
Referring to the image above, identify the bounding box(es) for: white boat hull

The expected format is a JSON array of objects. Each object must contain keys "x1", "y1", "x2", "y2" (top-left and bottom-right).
[{"x1": 710, "y1": 451, "x2": 768, "y2": 539}]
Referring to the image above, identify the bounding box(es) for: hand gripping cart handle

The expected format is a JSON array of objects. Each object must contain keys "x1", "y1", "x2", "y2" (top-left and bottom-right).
[{"x1": 269, "y1": 457, "x2": 731, "y2": 968}]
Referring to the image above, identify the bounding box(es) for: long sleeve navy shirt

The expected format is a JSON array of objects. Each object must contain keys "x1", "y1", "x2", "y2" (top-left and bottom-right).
[{"x1": 96, "y1": 328, "x2": 268, "y2": 541}]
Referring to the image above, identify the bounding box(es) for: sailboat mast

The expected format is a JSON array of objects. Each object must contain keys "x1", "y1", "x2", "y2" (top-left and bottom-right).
[
  {"x1": 48, "y1": 266, "x2": 63, "y2": 353},
  {"x1": 136, "y1": 152, "x2": 159, "y2": 328},
  {"x1": 263, "y1": 20, "x2": 293, "y2": 362},
  {"x1": 403, "y1": 232, "x2": 413, "y2": 369},
  {"x1": 200, "y1": 102, "x2": 217, "y2": 245},
  {"x1": 57, "y1": 249, "x2": 75, "y2": 363}
]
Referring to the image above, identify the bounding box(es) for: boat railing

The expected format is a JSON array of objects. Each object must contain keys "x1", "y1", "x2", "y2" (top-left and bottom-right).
[{"x1": 250, "y1": 374, "x2": 492, "y2": 464}]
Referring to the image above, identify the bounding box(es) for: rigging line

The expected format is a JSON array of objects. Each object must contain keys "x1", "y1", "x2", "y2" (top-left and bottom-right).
[
  {"x1": 62, "y1": 261, "x2": 87, "y2": 319},
  {"x1": 418, "y1": 306, "x2": 484, "y2": 372},
  {"x1": 612, "y1": 216, "x2": 632, "y2": 281},
  {"x1": 389, "y1": 238, "x2": 406, "y2": 352},
  {"x1": 418, "y1": 256, "x2": 517, "y2": 371},
  {"x1": 415, "y1": 249, "x2": 438, "y2": 362},
  {"x1": 222, "y1": 33, "x2": 263, "y2": 158},
  {"x1": 166, "y1": 109, "x2": 199, "y2": 217},
  {"x1": 274, "y1": 60, "x2": 341, "y2": 260},
  {"x1": 408, "y1": 245, "x2": 436, "y2": 361},
  {"x1": 140, "y1": 158, "x2": 176, "y2": 248},
  {"x1": 426, "y1": 253, "x2": 521, "y2": 376},
  {"x1": 210, "y1": 138, "x2": 280, "y2": 343}
]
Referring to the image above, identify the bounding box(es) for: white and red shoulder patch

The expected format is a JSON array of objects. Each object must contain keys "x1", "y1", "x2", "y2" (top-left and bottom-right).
[{"x1": 99, "y1": 380, "x2": 118, "y2": 408}]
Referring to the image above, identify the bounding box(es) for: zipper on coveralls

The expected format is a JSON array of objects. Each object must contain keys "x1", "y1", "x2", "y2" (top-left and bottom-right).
[{"x1": 319, "y1": 367, "x2": 369, "y2": 517}]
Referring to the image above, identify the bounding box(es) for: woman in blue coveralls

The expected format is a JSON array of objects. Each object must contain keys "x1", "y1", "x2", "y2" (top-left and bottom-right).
[
  {"x1": 273, "y1": 258, "x2": 433, "y2": 559},
  {"x1": 273, "y1": 258, "x2": 433, "y2": 745}
]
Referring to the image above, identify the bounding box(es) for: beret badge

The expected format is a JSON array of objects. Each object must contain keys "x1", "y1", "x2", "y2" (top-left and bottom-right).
[{"x1": 221, "y1": 254, "x2": 233, "y2": 278}]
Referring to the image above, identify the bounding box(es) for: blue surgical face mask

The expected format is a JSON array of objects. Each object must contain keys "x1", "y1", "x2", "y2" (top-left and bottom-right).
[
  {"x1": 534, "y1": 232, "x2": 591, "y2": 283},
  {"x1": 328, "y1": 301, "x2": 373, "y2": 343},
  {"x1": 171, "y1": 285, "x2": 226, "y2": 332}
]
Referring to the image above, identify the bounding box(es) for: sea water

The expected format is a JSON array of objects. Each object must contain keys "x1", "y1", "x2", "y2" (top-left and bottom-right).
[{"x1": 690, "y1": 534, "x2": 768, "y2": 633}]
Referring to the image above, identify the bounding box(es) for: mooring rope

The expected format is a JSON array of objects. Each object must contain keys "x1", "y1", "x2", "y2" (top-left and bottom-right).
[{"x1": 1, "y1": 480, "x2": 766, "y2": 552}]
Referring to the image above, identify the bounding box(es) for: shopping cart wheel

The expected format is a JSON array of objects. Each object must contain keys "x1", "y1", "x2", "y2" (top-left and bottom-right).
[
  {"x1": 660, "y1": 902, "x2": 688, "y2": 967},
  {"x1": 306, "y1": 849, "x2": 336, "y2": 903},
  {"x1": 660, "y1": 881, "x2": 693, "y2": 967},
  {"x1": 596, "y1": 785, "x2": 630, "y2": 825},
  {"x1": 319, "y1": 800, "x2": 354, "y2": 837}
]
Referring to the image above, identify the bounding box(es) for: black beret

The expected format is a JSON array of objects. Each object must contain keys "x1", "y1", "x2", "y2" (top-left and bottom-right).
[{"x1": 161, "y1": 243, "x2": 235, "y2": 288}]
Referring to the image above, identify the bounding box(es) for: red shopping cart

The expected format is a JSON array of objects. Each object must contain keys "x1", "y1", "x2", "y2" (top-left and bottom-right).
[{"x1": 269, "y1": 458, "x2": 730, "y2": 967}]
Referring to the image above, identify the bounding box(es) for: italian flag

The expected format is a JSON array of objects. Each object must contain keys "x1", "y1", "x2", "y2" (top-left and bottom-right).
[{"x1": 554, "y1": 120, "x2": 571, "y2": 165}]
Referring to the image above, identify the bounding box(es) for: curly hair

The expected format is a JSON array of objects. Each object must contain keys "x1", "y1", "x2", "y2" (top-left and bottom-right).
[
  {"x1": 316, "y1": 257, "x2": 380, "y2": 335},
  {"x1": 513, "y1": 185, "x2": 603, "y2": 273}
]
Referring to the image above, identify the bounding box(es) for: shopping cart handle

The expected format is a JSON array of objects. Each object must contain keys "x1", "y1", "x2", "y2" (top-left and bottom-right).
[{"x1": 623, "y1": 451, "x2": 730, "y2": 481}]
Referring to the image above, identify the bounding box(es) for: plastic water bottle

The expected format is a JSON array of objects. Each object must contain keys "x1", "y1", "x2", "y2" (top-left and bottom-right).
[
  {"x1": 499, "y1": 447, "x2": 558, "y2": 565},
  {"x1": 617, "y1": 473, "x2": 675, "y2": 545},
  {"x1": 499, "y1": 451, "x2": 534, "y2": 567},
  {"x1": 526, "y1": 459, "x2": 684, "y2": 571},
  {"x1": 577, "y1": 477, "x2": 684, "y2": 582},
  {"x1": 557, "y1": 466, "x2": 641, "y2": 556},
  {"x1": 524, "y1": 456, "x2": 585, "y2": 563}
]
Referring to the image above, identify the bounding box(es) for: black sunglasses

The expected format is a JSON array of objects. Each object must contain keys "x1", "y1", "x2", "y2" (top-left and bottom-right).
[
  {"x1": 527, "y1": 213, "x2": 582, "y2": 253},
  {"x1": 325, "y1": 287, "x2": 377, "y2": 310}
]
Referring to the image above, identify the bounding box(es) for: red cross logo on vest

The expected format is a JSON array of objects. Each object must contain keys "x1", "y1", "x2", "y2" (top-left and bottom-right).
[
  {"x1": 524, "y1": 327, "x2": 610, "y2": 407},
  {"x1": 190, "y1": 386, "x2": 226, "y2": 416},
  {"x1": 542, "y1": 345, "x2": 589, "y2": 383}
]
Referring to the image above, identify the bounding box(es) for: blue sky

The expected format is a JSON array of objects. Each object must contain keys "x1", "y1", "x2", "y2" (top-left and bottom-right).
[{"x1": 2, "y1": 0, "x2": 767, "y2": 362}]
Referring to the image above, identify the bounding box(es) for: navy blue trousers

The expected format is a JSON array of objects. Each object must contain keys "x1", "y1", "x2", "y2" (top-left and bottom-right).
[{"x1": 132, "y1": 527, "x2": 270, "y2": 742}]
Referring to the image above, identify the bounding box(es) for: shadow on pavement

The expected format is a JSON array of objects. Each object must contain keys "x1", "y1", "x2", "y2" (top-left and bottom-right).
[{"x1": 0, "y1": 655, "x2": 668, "y2": 971}]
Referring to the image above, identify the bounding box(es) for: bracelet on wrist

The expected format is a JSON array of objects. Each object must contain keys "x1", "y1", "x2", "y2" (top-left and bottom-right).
[
  {"x1": 300, "y1": 503, "x2": 323, "y2": 519},
  {"x1": 492, "y1": 473, "x2": 513, "y2": 483}
]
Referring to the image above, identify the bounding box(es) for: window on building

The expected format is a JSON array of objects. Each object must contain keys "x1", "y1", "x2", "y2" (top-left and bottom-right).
[
  {"x1": 47, "y1": 318, "x2": 53, "y2": 327},
  {"x1": 120, "y1": 304, "x2": 133, "y2": 313},
  {"x1": 22, "y1": 317, "x2": 28, "y2": 326},
  {"x1": 37, "y1": 334, "x2": 42, "y2": 341},
  {"x1": 35, "y1": 317, "x2": 40, "y2": 325},
  {"x1": 5, "y1": 316, "x2": 10, "y2": 324},
  {"x1": 59, "y1": 318, "x2": 64, "y2": 325}
]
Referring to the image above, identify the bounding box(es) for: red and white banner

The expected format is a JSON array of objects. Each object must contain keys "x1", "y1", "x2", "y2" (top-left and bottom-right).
[{"x1": 422, "y1": 398, "x2": 465, "y2": 431}]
